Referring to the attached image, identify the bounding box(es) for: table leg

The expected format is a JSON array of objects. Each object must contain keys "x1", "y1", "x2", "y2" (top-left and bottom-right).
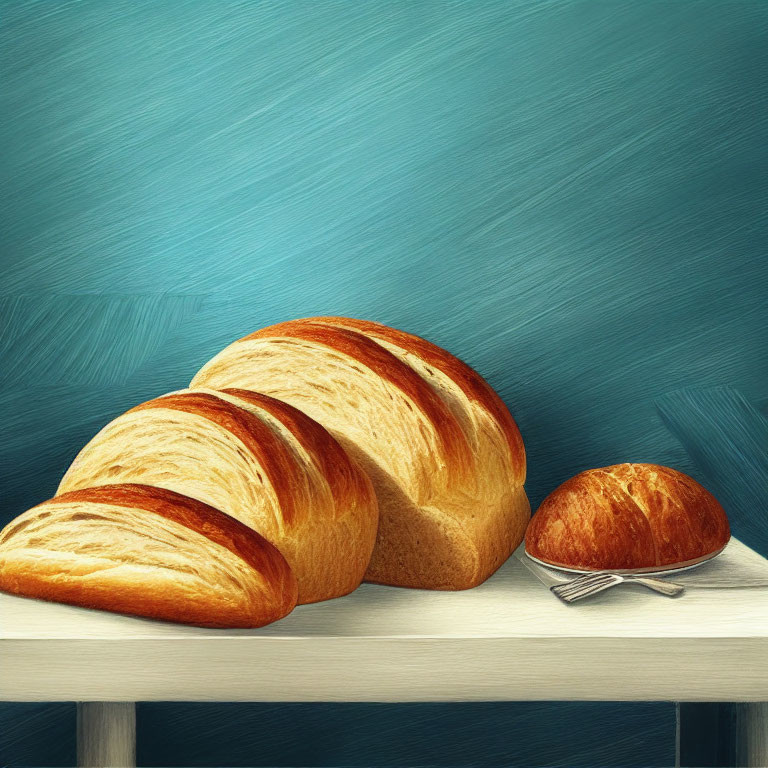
[
  {"x1": 733, "y1": 703, "x2": 768, "y2": 768},
  {"x1": 77, "y1": 702, "x2": 136, "y2": 767}
]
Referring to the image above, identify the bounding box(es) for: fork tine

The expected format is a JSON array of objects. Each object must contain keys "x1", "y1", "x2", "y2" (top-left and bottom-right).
[
  {"x1": 558, "y1": 586, "x2": 605, "y2": 603},
  {"x1": 554, "y1": 584, "x2": 611, "y2": 602},
  {"x1": 553, "y1": 575, "x2": 620, "y2": 602},
  {"x1": 553, "y1": 572, "x2": 613, "y2": 595},
  {"x1": 552, "y1": 573, "x2": 617, "y2": 601}
]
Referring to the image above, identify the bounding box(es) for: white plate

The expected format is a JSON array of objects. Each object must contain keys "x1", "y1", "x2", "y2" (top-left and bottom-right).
[{"x1": 524, "y1": 544, "x2": 728, "y2": 577}]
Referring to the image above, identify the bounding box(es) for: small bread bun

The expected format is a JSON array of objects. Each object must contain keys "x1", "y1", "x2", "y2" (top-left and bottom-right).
[{"x1": 525, "y1": 463, "x2": 730, "y2": 571}]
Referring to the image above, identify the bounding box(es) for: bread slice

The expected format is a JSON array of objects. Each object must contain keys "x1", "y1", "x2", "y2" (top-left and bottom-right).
[
  {"x1": 191, "y1": 317, "x2": 529, "y2": 590},
  {"x1": 57, "y1": 388, "x2": 378, "y2": 604},
  {"x1": 0, "y1": 484, "x2": 297, "y2": 627},
  {"x1": 525, "y1": 463, "x2": 731, "y2": 571}
]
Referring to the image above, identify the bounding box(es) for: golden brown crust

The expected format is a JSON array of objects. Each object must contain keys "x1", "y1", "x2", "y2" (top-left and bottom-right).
[
  {"x1": 0, "y1": 484, "x2": 297, "y2": 628},
  {"x1": 50, "y1": 484, "x2": 295, "y2": 589},
  {"x1": 131, "y1": 392, "x2": 300, "y2": 526},
  {"x1": 193, "y1": 317, "x2": 529, "y2": 590},
  {"x1": 57, "y1": 389, "x2": 378, "y2": 604},
  {"x1": 309, "y1": 317, "x2": 526, "y2": 483},
  {"x1": 245, "y1": 320, "x2": 474, "y2": 477},
  {"x1": 525, "y1": 463, "x2": 731, "y2": 570},
  {"x1": 221, "y1": 388, "x2": 374, "y2": 520}
]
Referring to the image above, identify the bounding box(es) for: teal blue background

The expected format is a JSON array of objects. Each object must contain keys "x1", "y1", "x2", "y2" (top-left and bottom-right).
[{"x1": 1, "y1": 1, "x2": 767, "y2": 766}]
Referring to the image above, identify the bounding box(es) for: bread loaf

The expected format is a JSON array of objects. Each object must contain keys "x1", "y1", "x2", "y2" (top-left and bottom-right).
[
  {"x1": 57, "y1": 388, "x2": 378, "y2": 604},
  {"x1": 525, "y1": 463, "x2": 730, "y2": 571},
  {"x1": 190, "y1": 316, "x2": 529, "y2": 590},
  {"x1": 0, "y1": 484, "x2": 297, "y2": 627}
]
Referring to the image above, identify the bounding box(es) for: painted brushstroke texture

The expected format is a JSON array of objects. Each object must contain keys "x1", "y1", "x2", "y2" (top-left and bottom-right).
[
  {"x1": 0, "y1": 295, "x2": 204, "y2": 384},
  {"x1": 0, "y1": 701, "x2": 679, "y2": 768},
  {"x1": 137, "y1": 701, "x2": 676, "y2": 768},
  {"x1": 1, "y1": 0, "x2": 766, "y2": 766},
  {"x1": 657, "y1": 387, "x2": 768, "y2": 557},
  {"x1": 0, "y1": 386, "x2": 161, "y2": 515},
  {"x1": 0, "y1": 702, "x2": 75, "y2": 768}
]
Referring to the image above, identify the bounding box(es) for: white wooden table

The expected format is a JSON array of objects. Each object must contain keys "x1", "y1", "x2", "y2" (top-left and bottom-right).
[{"x1": 2, "y1": 547, "x2": 767, "y2": 767}]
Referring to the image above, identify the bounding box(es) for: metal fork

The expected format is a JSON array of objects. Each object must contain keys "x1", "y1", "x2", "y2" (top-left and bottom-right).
[{"x1": 551, "y1": 571, "x2": 685, "y2": 603}]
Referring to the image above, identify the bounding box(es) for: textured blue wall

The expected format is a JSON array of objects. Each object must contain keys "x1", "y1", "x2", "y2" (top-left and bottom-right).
[{"x1": 1, "y1": 1, "x2": 766, "y2": 766}]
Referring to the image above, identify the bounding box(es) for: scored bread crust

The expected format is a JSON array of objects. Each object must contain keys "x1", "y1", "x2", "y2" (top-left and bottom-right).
[
  {"x1": 0, "y1": 484, "x2": 297, "y2": 627},
  {"x1": 525, "y1": 463, "x2": 731, "y2": 570},
  {"x1": 190, "y1": 316, "x2": 529, "y2": 590},
  {"x1": 57, "y1": 389, "x2": 378, "y2": 604},
  {"x1": 312, "y1": 317, "x2": 526, "y2": 483}
]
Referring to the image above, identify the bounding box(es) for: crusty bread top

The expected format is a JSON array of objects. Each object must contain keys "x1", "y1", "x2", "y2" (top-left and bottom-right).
[
  {"x1": 306, "y1": 317, "x2": 526, "y2": 481},
  {"x1": 129, "y1": 391, "x2": 304, "y2": 526},
  {"x1": 189, "y1": 316, "x2": 529, "y2": 589},
  {"x1": 525, "y1": 463, "x2": 731, "y2": 570},
  {"x1": 44, "y1": 483, "x2": 294, "y2": 584},
  {"x1": 126, "y1": 388, "x2": 373, "y2": 529},
  {"x1": 241, "y1": 316, "x2": 525, "y2": 485},
  {"x1": 56, "y1": 389, "x2": 378, "y2": 604},
  {"x1": 221, "y1": 388, "x2": 373, "y2": 521},
  {"x1": 244, "y1": 320, "x2": 474, "y2": 480},
  {"x1": 0, "y1": 483, "x2": 298, "y2": 627}
]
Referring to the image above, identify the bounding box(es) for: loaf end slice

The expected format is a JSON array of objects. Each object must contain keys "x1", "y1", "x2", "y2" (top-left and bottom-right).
[{"x1": 0, "y1": 484, "x2": 298, "y2": 627}]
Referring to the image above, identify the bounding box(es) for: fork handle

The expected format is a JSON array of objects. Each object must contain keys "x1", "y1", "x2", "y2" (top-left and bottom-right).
[{"x1": 625, "y1": 576, "x2": 685, "y2": 596}]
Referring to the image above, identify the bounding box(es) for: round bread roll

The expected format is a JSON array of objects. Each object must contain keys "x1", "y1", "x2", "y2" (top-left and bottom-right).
[
  {"x1": 190, "y1": 316, "x2": 529, "y2": 590},
  {"x1": 525, "y1": 463, "x2": 730, "y2": 571},
  {"x1": 57, "y1": 389, "x2": 378, "y2": 604},
  {"x1": 0, "y1": 484, "x2": 297, "y2": 628}
]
